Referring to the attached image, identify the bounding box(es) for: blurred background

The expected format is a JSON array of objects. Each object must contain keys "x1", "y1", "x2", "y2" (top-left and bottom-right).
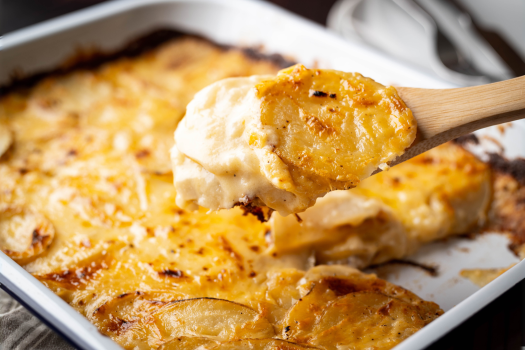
[
  {"x1": 1, "y1": 0, "x2": 524, "y2": 86},
  {"x1": 1, "y1": 0, "x2": 524, "y2": 349}
]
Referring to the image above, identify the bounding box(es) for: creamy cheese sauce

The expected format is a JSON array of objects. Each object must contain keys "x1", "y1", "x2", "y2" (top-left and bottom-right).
[{"x1": 172, "y1": 76, "x2": 310, "y2": 216}]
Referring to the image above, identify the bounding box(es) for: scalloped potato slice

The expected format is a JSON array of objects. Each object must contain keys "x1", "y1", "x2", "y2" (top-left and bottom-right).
[
  {"x1": 89, "y1": 291, "x2": 184, "y2": 335},
  {"x1": 281, "y1": 266, "x2": 442, "y2": 349},
  {"x1": 353, "y1": 141, "x2": 491, "y2": 243},
  {"x1": 151, "y1": 298, "x2": 275, "y2": 339},
  {"x1": 0, "y1": 206, "x2": 55, "y2": 264},
  {"x1": 269, "y1": 190, "x2": 409, "y2": 268},
  {"x1": 250, "y1": 64, "x2": 416, "y2": 202},
  {"x1": 269, "y1": 142, "x2": 491, "y2": 268},
  {"x1": 117, "y1": 298, "x2": 275, "y2": 348},
  {"x1": 308, "y1": 293, "x2": 428, "y2": 349}
]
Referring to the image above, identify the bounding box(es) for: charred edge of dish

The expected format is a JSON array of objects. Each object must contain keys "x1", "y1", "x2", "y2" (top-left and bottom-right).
[
  {"x1": 488, "y1": 153, "x2": 525, "y2": 186},
  {"x1": 1, "y1": 29, "x2": 183, "y2": 96},
  {"x1": 453, "y1": 133, "x2": 480, "y2": 146},
  {"x1": 0, "y1": 29, "x2": 295, "y2": 96},
  {"x1": 369, "y1": 259, "x2": 439, "y2": 277},
  {"x1": 220, "y1": 45, "x2": 295, "y2": 69}
]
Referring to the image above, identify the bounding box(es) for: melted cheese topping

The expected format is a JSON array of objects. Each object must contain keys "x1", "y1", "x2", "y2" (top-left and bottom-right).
[
  {"x1": 0, "y1": 36, "x2": 442, "y2": 350},
  {"x1": 173, "y1": 64, "x2": 416, "y2": 215}
]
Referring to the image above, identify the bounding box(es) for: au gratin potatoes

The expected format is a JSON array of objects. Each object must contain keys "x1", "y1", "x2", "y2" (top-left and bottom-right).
[
  {"x1": 0, "y1": 32, "x2": 510, "y2": 350},
  {"x1": 173, "y1": 65, "x2": 416, "y2": 215}
]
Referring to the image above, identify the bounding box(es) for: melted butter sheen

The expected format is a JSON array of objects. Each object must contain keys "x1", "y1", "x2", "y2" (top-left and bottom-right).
[{"x1": 0, "y1": 37, "x2": 441, "y2": 350}]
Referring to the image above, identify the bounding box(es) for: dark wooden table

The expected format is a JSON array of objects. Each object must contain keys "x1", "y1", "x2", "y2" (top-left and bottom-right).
[{"x1": 1, "y1": 1, "x2": 524, "y2": 349}]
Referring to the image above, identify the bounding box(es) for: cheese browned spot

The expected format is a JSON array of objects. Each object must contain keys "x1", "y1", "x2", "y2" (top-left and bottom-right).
[
  {"x1": 0, "y1": 206, "x2": 55, "y2": 265},
  {"x1": 173, "y1": 64, "x2": 416, "y2": 215}
]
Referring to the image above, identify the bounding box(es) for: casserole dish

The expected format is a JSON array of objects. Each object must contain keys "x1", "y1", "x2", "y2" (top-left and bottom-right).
[{"x1": 0, "y1": 1, "x2": 524, "y2": 349}]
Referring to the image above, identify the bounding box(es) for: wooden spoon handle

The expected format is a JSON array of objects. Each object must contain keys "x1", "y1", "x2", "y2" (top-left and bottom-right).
[{"x1": 391, "y1": 75, "x2": 525, "y2": 166}]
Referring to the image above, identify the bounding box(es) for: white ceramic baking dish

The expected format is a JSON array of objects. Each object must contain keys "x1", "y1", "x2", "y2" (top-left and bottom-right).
[{"x1": 1, "y1": 1, "x2": 524, "y2": 349}]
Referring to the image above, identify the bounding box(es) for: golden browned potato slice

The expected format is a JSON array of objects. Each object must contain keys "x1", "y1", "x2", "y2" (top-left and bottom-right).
[
  {"x1": 289, "y1": 291, "x2": 429, "y2": 349},
  {"x1": 110, "y1": 266, "x2": 441, "y2": 350},
  {"x1": 116, "y1": 298, "x2": 275, "y2": 349},
  {"x1": 0, "y1": 206, "x2": 55, "y2": 264},
  {"x1": 353, "y1": 141, "x2": 491, "y2": 243},
  {"x1": 249, "y1": 64, "x2": 416, "y2": 206},
  {"x1": 270, "y1": 142, "x2": 491, "y2": 268},
  {"x1": 89, "y1": 291, "x2": 184, "y2": 335},
  {"x1": 281, "y1": 265, "x2": 442, "y2": 350}
]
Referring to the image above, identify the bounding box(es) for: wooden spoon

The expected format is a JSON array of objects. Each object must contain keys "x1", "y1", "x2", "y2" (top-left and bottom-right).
[{"x1": 390, "y1": 75, "x2": 525, "y2": 167}]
